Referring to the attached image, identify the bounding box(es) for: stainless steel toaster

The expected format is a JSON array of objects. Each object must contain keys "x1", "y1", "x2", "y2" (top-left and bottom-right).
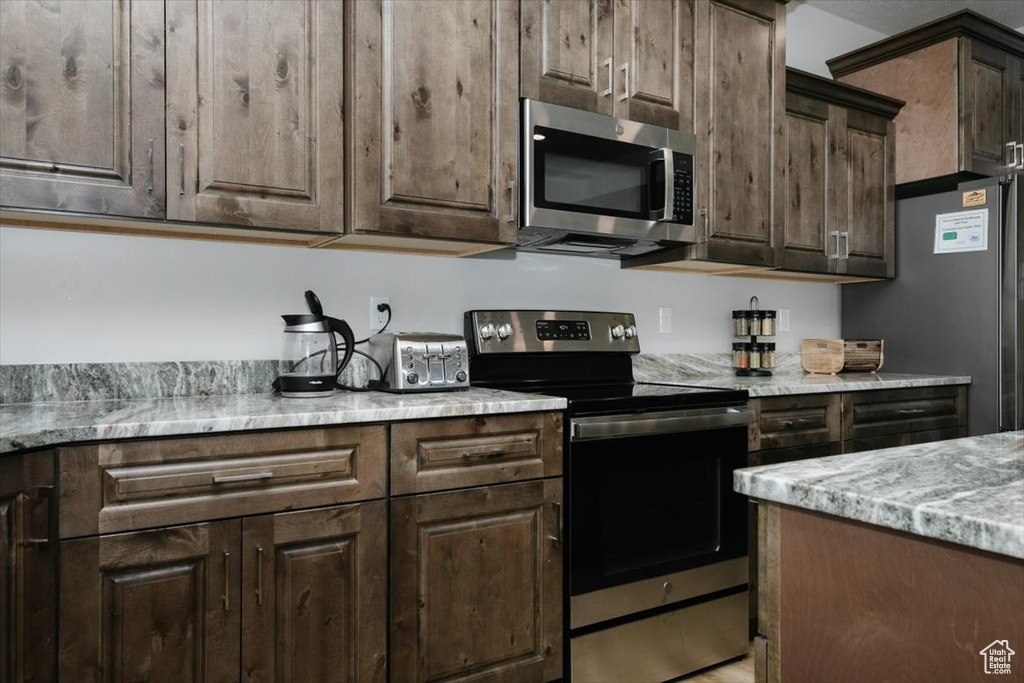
[{"x1": 366, "y1": 332, "x2": 470, "y2": 392}]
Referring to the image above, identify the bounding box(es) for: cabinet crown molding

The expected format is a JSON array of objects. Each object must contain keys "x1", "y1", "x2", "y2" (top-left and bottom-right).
[{"x1": 785, "y1": 68, "x2": 905, "y2": 119}]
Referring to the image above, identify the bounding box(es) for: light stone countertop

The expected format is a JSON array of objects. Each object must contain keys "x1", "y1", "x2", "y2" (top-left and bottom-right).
[
  {"x1": 0, "y1": 389, "x2": 566, "y2": 454},
  {"x1": 734, "y1": 431, "x2": 1024, "y2": 559}
]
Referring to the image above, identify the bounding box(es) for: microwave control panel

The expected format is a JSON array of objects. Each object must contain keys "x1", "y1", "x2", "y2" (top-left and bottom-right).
[{"x1": 671, "y1": 152, "x2": 694, "y2": 226}]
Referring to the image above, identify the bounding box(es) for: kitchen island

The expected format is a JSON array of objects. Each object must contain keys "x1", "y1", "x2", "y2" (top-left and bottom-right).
[{"x1": 736, "y1": 431, "x2": 1024, "y2": 683}]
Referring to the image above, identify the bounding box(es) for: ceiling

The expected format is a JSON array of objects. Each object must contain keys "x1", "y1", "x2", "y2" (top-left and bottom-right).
[{"x1": 801, "y1": 0, "x2": 1024, "y2": 35}]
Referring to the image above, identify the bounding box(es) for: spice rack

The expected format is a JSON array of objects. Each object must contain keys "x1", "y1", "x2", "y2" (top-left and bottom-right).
[{"x1": 731, "y1": 296, "x2": 776, "y2": 377}]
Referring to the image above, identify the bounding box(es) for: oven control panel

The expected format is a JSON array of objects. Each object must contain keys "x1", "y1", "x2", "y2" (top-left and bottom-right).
[{"x1": 466, "y1": 310, "x2": 639, "y2": 355}]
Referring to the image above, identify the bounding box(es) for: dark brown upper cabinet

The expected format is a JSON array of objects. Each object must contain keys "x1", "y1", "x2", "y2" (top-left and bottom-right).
[
  {"x1": 521, "y1": 0, "x2": 694, "y2": 130},
  {"x1": 165, "y1": 0, "x2": 345, "y2": 233},
  {"x1": 828, "y1": 10, "x2": 1024, "y2": 189},
  {"x1": 0, "y1": 0, "x2": 165, "y2": 219},
  {"x1": 348, "y1": 0, "x2": 519, "y2": 246},
  {"x1": 778, "y1": 69, "x2": 902, "y2": 279}
]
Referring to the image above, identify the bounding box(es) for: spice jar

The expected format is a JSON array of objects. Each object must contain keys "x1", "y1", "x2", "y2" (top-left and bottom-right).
[
  {"x1": 748, "y1": 343, "x2": 763, "y2": 370},
  {"x1": 762, "y1": 342, "x2": 776, "y2": 369},
  {"x1": 732, "y1": 311, "x2": 750, "y2": 336},
  {"x1": 733, "y1": 342, "x2": 749, "y2": 369},
  {"x1": 749, "y1": 311, "x2": 763, "y2": 336},
  {"x1": 761, "y1": 311, "x2": 777, "y2": 336}
]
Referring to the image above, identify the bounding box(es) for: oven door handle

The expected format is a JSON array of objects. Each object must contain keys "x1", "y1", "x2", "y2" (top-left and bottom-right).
[{"x1": 571, "y1": 406, "x2": 754, "y2": 441}]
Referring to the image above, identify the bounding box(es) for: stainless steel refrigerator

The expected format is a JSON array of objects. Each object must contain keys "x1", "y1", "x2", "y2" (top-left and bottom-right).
[{"x1": 842, "y1": 173, "x2": 1023, "y2": 435}]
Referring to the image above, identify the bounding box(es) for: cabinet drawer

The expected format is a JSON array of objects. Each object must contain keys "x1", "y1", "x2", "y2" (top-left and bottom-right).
[
  {"x1": 59, "y1": 426, "x2": 387, "y2": 538},
  {"x1": 843, "y1": 427, "x2": 967, "y2": 454},
  {"x1": 391, "y1": 412, "x2": 562, "y2": 494},
  {"x1": 841, "y1": 386, "x2": 966, "y2": 441},
  {"x1": 749, "y1": 395, "x2": 841, "y2": 452}
]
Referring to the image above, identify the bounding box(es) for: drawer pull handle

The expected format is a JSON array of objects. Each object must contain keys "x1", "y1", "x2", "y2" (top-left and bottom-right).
[
  {"x1": 212, "y1": 471, "x2": 274, "y2": 484},
  {"x1": 256, "y1": 545, "x2": 264, "y2": 606},
  {"x1": 222, "y1": 551, "x2": 231, "y2": 612},
  {"x1": 548, "y1": 500, "x2": 562, "y2": 547},
  {"x1": 897, "y1": 408, "x2": 927, "y2": 416},
  {"x1": 782, "y1": 420, "x2": 794, "y2": 428},
  {"x1": 461, "y1": 450, "x2": 506, "y2": 460}
]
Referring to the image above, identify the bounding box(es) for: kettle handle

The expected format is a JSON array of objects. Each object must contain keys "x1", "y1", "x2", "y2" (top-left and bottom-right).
[{"x1": 325, "y1": 316, "x2": 356, "y2": 382}]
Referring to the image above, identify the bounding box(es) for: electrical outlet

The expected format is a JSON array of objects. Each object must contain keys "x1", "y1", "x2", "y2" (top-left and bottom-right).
[
  {"x1": 779, "y1": 308, "x2": 791, "y2": 332},
  {"x1": 370, "y1": 296, "x2": 390, "y2": 333},
  {"x1": 659, "y1": 307, "x2": 672, "y2": 334}
]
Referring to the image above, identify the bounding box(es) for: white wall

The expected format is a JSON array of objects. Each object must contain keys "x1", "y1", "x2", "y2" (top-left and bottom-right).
[
  {"x1": 3, "y1": 7, "x2": 890, "y2": 366},
  {"x1": 0, "y1": 227, "x2": 840, "y2": 364},
  {"x1": 786, "y1": 2, "x2": 889, "y2": 77}
]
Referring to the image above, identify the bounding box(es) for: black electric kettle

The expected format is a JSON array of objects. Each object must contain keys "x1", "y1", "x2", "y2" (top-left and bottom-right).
[{"x1": 276, "y1": 290, "x2": 355, "y2": 397}]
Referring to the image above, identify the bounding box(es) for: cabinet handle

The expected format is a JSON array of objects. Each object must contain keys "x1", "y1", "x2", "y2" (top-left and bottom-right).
[
  {"x1": 505, "y1": 180, "x2": 516, "y2": 223},
  {"x1": 461, "y1": 449, "x2": 507, "y2": 460},
  {"x1": 178, "y1": 143, "x2": 186, "y2": 195},
  {"x1": 146, "y1": 139, "x2": 154, "y2": 194},
  {"x1": 828, "y1": 231, "x2": 841, "y2": 259},
  {"x1": 601, "y1": 57, "x2": 613, "y2": 97},
  {"x1": 212, "y1": 471, "x2": 273, "y2": 484},
  {"x1": 24, "y1": 485, "x2": 56, "y2": 549},
  {"x1": 255, "y1": 545, "x2": 264, "y2": 606},
  {"x1": 618, "y1": 62, "x2": 629, "y2": 102},
  {"x1": 547, "y1": 500, "x2": 562, "y2": 547},
  {"x1": 897, "y1": 408, "x2": 926, "y2": 416},
  {"x1": 842, "y1": 231, "x2": 850, "y2": 260},
  {"x1": 222, "y1": 551, "x2": 231, "y2": 612},
  {"x1": 1016, "y1": 142, "x2": 1024, "y2": 171},
  {"x1": 699, "y1": 208, "x2": 709, "y2": 243}
]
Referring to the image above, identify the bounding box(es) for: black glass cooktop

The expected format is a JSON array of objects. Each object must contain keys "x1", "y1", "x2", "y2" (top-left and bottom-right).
[{"x1": 491, "y1": 381, "x2": 748, "y2": 417}]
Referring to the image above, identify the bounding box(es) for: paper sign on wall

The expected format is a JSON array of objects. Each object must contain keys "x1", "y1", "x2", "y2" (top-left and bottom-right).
[{"x1": 934, "y1": 209, "x2": 988, "y2": 254}]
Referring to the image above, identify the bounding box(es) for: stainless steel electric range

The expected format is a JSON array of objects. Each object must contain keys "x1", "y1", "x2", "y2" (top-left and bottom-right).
[{"x1": 465, "y1": 310, "x2": 753, "y2": 683}]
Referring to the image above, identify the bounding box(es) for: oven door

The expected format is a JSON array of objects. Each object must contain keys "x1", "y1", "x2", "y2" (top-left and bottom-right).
[
  {"x1": 568, "y1": 406, "x2": 752, "y2": 601},
  {"x1": 522, "y1": 99, "x2": 696, "y2": 242}
]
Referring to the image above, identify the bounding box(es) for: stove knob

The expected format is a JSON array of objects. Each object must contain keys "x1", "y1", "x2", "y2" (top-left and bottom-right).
[
  {"x1": 479, "y1": 323, "x2": 495, "y2": 340},
  {"x1": 496, "y1": 323, "x2": 513, "y2": 340},
  {"x1": 611, "y1": 324, "x2": 625, "y2": 339},
  {"x1": 455, "y1": 370, "x2": 468, "y2": 383},
  {"x1": 624, "y1": 325, "x2": 637, "y2": 339},
  {"x1": 406, "y1": 372, "x2": 419, "y2": 385}
]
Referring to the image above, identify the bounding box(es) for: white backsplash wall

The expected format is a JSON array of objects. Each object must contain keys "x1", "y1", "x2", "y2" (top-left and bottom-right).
[{"x1": 0, "y1": 227, "x2": 839, "y2": 364}]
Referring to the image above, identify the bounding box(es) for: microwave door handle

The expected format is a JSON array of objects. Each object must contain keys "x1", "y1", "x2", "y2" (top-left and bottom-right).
[{"x1": 651, "y1": 148, "x2": 673, "y2": 222}]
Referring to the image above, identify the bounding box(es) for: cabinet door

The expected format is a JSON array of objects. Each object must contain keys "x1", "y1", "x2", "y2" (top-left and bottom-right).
[
  {"x1": 614, "y1": 0, "x2": 695, "y2": 130},
  {"x1": 961, "y1": 39, "x2": 1020, "y2": 176},
  {"x1": 776, "y1": 93, "x2": 840, "y2": 273},
  {"x1": 0, "y1": 452, "x2": 56, "y2": 683},
  {"x1": 836, "y1": 109, "x2": 895, "y2": 278},
  {"x1": 0, "y1": 0, "x2": 164, "y2": 218},
  {"x1": 691, "y1": 0, "x2": 784, "y2": 266},
  {"x1": 521, "y1": 0, "x2": 615, "y2": 116},
  {"x1": 165, "y1": 0, "x2": 344, "y2": 232},
  {"x1": 60, "y1": 521, "x2": 241, "y2": 683},
  {"x1": 350, "y1": 0, "x2": 518, "y2": 244},
  {"x1": 241, "y1": 501, "x2": 387, "y2": 683},
  {"x1": 391, "y1": 480, "x2": 563, "y2": 683}
]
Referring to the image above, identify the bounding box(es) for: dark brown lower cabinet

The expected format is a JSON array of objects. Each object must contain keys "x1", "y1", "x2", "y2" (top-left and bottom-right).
[
  {"x1": 1, "y1": 451, "x2": 56, "y2": 683},
  {"x1": 59, "y1": 501, "x2": 387, "y2": 683},
  {"x1": 391, "y1": 480, "x2": 563, "y2": 683},
  {"x1": 59, "y1": 520, "x2": 242, "y2": 682}
]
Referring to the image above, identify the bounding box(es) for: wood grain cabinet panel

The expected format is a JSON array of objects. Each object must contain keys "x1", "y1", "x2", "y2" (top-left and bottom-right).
[
  {"x1": 59, "y1": 426, "x2": 387, "y2": 538},
  {"x1": 829, "y1": 12, "x2": 1024, "y2": 185},
  {"x1": 349, "y1": 0, "x2": 518, "y2": 245},
  {"x1": 59, "y1": 521, "x2": 242, "y2": 683},
  {"x1": 0, "y1": 0, "x2": 165, "y2": 218},
  {"x1": 841, "y1": 386, "x2": 967, "y2": 441},
  {"x1": 749, "y1": 394, "x2": 842, "y2": 452},
  {"x1": 391, "y1": 479, "x2": 563, "y2": 683},
  {"x1": 520, "y1": 0, "x2": 615, "y2": 116},
  {"x1": 165, "y1": 0, "x2": 345, "y2": 232},
  {"x1": 391, "y1": 412, "x2": 563, "y2": 495},
  {"x1": 241, "y1": 502, "x2": 387, "y2": 683},
  {"x1": 687, "y1": 0, "x2": 785, "y2": 267},
  {"x1": 0, "y1": 451, "x2": 56, "y2": 683}
]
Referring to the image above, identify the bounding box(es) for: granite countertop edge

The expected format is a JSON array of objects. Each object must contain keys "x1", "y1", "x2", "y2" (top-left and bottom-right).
[
  {"x1": 640, "y1": 372, "x2": 972, "y2": 397},
  {"x1": 734, "y1": 432, "x2": 1024, "y2": 560},
  {"x1": 0, "y1": 389, "x2": 568, "y2": 455}
]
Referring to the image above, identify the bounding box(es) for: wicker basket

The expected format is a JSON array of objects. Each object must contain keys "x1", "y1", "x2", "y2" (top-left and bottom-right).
[{"x1": 843, "y1": 339, "x2": 884, "y2": 372}]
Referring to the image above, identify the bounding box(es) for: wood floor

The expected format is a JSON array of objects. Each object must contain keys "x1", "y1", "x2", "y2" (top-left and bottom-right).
[{"x1": 679, "y1": 648, "x2": 754, "y2": 683}]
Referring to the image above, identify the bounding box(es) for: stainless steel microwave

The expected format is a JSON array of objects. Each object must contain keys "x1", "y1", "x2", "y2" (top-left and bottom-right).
[{"x1": 518, "y1": 99, "x2": 697, "y2": 258}]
